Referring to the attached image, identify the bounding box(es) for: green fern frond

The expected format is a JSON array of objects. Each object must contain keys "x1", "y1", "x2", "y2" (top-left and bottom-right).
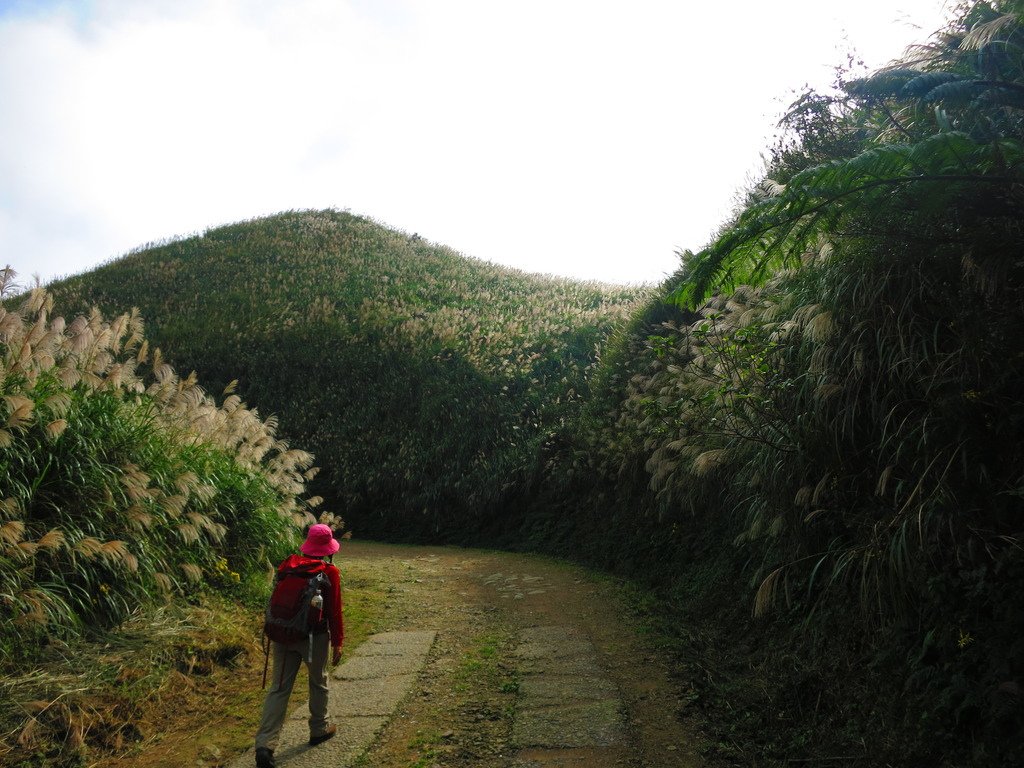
[
  {"x1": 975, "y1": 84, "x2": 1024, "y2": 109},
  {"x1": 921, "y1": 78, "x2": 987, "y2": 105},
  {"x1": 847, "y1": 69, "x2": 921, "y2": 99},
  {"x1": 672, "y1": 130, "x2": 1023, "y2": 309},
  {"x1": 901, "y1": 71, "x2": 965, "y2": 99}
]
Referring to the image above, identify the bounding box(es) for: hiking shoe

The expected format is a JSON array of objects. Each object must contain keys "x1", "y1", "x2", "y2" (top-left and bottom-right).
[
  {"x1": 309, "y1": 724, "x2": 336, "y2": 746},
  {"x1": 255, "y1": 747, "x2": 276, "y2": 768}
]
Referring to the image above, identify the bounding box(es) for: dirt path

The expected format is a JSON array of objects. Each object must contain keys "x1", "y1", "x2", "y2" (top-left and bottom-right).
[{"x1": 312, "y1": 541, "x2": 705, "y2": 768}]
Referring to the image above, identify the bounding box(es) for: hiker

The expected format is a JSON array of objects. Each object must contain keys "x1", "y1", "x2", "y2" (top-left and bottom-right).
[{"x1": 254, "y1": 523, "x2": 344, "y2": 768}]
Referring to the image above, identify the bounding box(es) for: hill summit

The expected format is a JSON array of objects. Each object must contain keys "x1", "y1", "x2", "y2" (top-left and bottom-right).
[{"x1": 49, "y1": 209, "x2": 647, "y2": 537}]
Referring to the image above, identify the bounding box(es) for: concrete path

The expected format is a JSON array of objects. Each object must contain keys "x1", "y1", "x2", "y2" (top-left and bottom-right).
[
  {"x1": 227, "y1": 631, "x2": 436, "y2": 768},
  {"x1": 510, "y1": 625, "x2": 627, "y2": 767}
]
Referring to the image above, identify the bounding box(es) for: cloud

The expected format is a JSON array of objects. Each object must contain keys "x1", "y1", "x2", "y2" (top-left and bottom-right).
[{"x1": 0, "y1": 0, "x2": 952, "y2": 286}]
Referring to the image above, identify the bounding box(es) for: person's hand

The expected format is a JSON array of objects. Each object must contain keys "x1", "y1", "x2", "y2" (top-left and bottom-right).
[{"x1": 332, "y1": 646, "x2": 342, "y2": 666}]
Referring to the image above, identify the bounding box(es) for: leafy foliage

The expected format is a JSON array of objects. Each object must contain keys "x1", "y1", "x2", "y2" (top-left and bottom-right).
[{"x1": 676, "y1": 1, "x2": 1024, "y2": 308}]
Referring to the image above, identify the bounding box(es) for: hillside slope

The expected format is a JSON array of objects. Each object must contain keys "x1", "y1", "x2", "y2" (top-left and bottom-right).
[{"x1": 48, "y1": 210, "x2": 647, "y2": 538}]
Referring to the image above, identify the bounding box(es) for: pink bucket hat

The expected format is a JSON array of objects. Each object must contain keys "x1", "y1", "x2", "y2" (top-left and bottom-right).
[{"x1": 300, "y1": 523, "x2": 340, "y2": 557}]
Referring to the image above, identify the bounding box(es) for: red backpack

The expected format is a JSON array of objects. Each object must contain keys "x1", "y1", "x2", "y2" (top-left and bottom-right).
[{"x1": 263, "y1": 554, "x2": 329, "y2": 650}]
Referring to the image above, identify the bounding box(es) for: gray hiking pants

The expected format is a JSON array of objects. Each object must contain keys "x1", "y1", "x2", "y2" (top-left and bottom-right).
[{"x1": 255, "y1": 632, "x2": 331, "y2": 750}]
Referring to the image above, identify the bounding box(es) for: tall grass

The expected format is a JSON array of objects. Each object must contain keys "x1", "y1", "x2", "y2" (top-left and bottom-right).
[
  {"x1": 14, "y1": 5, "x2": 1023, "y2": 759},
  {"x1": 45, "y1": 211, "x2": 647, "y2": 539},
  {"x1": 0, "y1": 271, "x2": 322, "y2": 656},
  {"x1": 546, "y1": 0, "x2": 1024, "y2": 616},
  {"x1": 528, "y1": 2, "x2": 1024, "y2": 763}
]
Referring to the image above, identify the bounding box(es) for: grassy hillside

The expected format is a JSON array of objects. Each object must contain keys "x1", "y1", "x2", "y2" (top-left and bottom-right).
[{"x1": 47, "y1": 211, "x2": 647, "y2": 539}]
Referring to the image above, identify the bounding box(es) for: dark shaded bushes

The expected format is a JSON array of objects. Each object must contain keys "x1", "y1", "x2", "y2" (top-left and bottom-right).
[{"x1": 520, "y1": 2, "x2": 1024, "y2": 763}]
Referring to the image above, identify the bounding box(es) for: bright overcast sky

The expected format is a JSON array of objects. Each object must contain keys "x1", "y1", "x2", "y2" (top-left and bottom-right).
[{"x1": 1, "y1": 0, "x2": 952, "y2": 287}]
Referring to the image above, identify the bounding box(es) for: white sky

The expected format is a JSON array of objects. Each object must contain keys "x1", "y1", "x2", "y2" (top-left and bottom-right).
[{"x1": 1, "y1": 0, "x2": 952, "y2": 287}]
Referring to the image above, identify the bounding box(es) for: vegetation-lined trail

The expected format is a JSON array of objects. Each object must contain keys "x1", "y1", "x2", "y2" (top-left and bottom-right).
[
  {"x1": 131, "y1": 541, "x2": 704, "y2": 768},
  {"x1": 9, "y1": 5, "x2": 1024, "y2": 763}
]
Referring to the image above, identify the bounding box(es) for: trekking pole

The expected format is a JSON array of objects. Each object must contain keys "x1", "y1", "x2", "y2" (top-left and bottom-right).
[{"x1": 261, "y1": 634, "x2": 270, "y2": 690}]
